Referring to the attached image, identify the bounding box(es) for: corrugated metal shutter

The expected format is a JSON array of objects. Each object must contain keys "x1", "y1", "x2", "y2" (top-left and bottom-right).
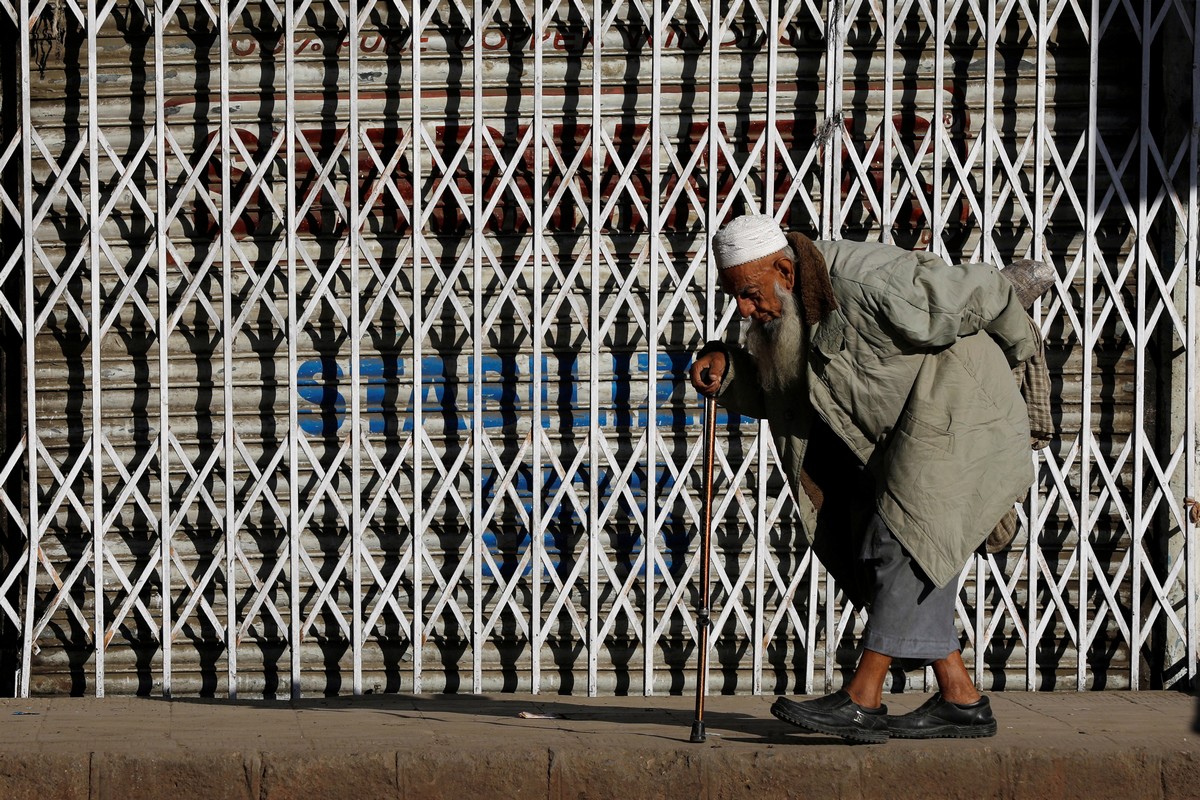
[{"x1": 0, "y1": 0, "x2": 1195, "y2": 697}]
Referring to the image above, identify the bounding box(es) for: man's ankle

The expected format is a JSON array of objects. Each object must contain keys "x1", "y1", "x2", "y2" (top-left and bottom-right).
[
  {"x1": 940, "y1": 689, "x2": 982, "y2": 706},
  {"x1": 845, "y1": 687, "x2": 883, "y2": 709}
]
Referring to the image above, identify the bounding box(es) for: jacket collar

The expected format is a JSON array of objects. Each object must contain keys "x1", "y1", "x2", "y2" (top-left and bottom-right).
[{"x1": 786, "y1": 232, "x2": 837, "y2": 327}]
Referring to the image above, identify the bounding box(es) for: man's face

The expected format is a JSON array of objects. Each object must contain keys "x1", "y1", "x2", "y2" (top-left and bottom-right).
[{"x1": 718, "y1": 251, "x2": 795, "y2": 324}]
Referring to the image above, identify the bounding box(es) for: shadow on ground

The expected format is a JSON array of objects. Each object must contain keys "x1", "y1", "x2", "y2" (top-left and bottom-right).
[{"x1": 147, "y1": 692, "x2": 859, "y2": 747}]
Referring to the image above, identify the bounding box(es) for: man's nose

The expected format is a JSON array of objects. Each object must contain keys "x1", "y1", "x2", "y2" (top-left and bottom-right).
[{"x1": 736, "y1": 297, "x2": 755, "y2": 317}]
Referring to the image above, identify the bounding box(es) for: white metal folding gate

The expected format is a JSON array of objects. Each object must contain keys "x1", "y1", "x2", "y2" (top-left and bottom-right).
[{"x1": 0, "y1": 0, "x2": 1195, "y2": 698}]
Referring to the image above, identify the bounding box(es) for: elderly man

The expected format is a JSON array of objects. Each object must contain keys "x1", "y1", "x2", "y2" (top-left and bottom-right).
[{"x1": 689, "y1": 215, "x2": 1038, "y2": 743}]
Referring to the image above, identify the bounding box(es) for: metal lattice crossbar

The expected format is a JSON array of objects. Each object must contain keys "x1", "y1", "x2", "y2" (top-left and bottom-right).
[{"x1": 0, "y1": 0, "x2": 1194, "y2": 697}]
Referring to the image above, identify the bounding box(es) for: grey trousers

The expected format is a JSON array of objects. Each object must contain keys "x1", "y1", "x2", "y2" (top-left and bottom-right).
[{"x1": 859, "y1": 513, "x2": 961, "y2": 665}]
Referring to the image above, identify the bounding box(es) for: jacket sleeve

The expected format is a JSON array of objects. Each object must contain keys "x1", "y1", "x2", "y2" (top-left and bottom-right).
[
  {"x1": 876, "y1": 254, "x2": 1037, "y2": 366},
  {"x1": 697, "y1": 341, "x2": 768, "y2": 419}
]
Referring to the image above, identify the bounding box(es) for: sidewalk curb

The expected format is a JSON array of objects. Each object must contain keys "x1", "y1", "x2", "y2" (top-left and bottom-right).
[
  {"x1": 0, "y1": 693, "x2": 1194, "y2": 798},
  {"x1": 0, "y1": 744, "x2": 1194, "y2": 799}
]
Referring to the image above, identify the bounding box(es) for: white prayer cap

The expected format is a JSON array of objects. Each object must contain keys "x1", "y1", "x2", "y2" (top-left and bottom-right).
[{"x1": 712, "y1": 215, "x2": 788, "y2": 270}]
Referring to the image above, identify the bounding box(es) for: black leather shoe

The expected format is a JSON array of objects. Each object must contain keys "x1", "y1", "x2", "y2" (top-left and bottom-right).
[
  {"x1": 770, "y1": 691, "x2": 889, "y2": 743},
  {"x1": 887, "y1": 693, "x2": 997, "y2": 739}
]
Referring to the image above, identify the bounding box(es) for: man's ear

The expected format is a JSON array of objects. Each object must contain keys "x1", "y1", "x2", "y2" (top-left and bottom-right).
[{"x1": 773, "y1": 253, "x2": 795, "y2": 291}]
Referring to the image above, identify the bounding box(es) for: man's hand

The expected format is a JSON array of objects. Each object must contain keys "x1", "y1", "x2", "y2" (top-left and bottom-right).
[{"x1": 690, "y1": 351, "x2": 727, "y2": 397}]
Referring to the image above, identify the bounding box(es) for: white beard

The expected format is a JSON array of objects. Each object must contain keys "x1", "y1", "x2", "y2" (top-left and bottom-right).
[{"x1": 744, "y1": 284, "x2": 804, "y2": 392}]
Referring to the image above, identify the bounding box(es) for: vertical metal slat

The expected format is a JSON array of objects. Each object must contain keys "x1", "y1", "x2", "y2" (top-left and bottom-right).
[
  {"x1": 87, "y1": 0, "x2": 104, "y2": 698},
  {"x1": 1079, "y1": 0, "x2": 1101, "y2": 691},
  {"x1": 1188, "y1": 0, "x2": 1200, "y2": 689},
  {"x1": 695, "y1": 0, "x2": 720, "y2": 699},
  {"x1": 18, "y1": 0, "x2": 37, "y2": 699},
  {"x1": 410, "y1": 0, "x2": 425, "y2": 694},
  {"x1": 531, "y1": 0, "x2": 545, "y2": 696},
  {"x1": 1131, "y1": 0, "x2": 1150, "y2": 690},
  {"x1": 881, "y1": 0, "x2": 894, "y2": 245},
  {"x1": 1027, "y1": 0, "x2": 1050, "y2": 692},
  {"x1": 154, "y1": 0, "x2": 171, "y2": 698},
  {"x1": 587, "y1": 0, "x2": 601, "y2": 699},
  {"x1": 219, "y1": 0, "x2": 237, "y2": 699},
  {"x1": 755, "y1": 0, "x2": 782, "y2": 698},
  {"x1": 285, "y1": 0, "x2": 300, "y2": 702},
  {"x1": 471, "y1": 0, "x2": 484, "y2": 697},
  {"x1": 349, "y1": 0, "x2": 365, "y2": 697}
]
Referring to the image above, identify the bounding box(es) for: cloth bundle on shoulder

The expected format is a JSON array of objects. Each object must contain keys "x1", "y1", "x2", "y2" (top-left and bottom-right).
[{"x1": 986, "y1": 259, "x2": 1057, "y2": 553}]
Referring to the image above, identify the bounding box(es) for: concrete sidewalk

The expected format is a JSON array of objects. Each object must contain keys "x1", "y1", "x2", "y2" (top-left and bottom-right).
[{"x1": 0, "y1": 691, "x2": 1196, "y2": 799}]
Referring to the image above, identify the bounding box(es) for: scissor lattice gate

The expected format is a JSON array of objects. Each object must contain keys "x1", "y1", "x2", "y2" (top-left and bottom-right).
[{"x1": 0, "y1": 0, "x2": 1195, "y2": 697}]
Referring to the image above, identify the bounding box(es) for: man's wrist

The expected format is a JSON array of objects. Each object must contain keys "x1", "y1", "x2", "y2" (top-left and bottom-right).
[{"x1": 697, "y1": 340, "x2": 733, "y2": 390}]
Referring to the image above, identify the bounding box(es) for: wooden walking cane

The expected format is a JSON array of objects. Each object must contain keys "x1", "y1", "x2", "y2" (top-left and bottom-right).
[{"x1": 689, "y1": 376, "x2": 718, "y2": 743}]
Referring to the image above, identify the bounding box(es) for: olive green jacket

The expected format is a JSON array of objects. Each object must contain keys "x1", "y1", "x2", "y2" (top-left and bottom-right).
[{"x1": 711, "y1": 240, "x2": 1037, "y2": 588}]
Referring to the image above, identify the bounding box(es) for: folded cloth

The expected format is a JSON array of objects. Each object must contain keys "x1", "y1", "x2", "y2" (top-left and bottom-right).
[
  {"x1": 1017, "y1": 315, "x2": 1054, "y2": 450},
  {"x1": 988, "y1": 316, "x2": 1054, "y2": 553},
  {"x1": 997, "y1": 258, "x2": 1055, "y2": 450},
  {"x1": 986, "y1": 507, "x2": 1020, "y2": 553}
]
